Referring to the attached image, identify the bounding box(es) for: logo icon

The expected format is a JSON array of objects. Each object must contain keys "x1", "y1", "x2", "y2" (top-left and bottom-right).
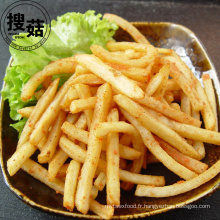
[{"x1": 1, "y1": 0, "x2": 51, "y2": 51}]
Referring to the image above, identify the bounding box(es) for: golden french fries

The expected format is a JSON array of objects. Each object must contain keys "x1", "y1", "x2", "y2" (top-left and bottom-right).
[{"x1": 7, "y1": 13, "x2": 220, "y2": 219}]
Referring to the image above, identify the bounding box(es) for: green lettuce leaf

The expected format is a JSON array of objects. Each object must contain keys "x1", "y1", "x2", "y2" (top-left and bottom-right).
[{"x1": 1, "y1": 10, "x2": 118, "y2": 135}]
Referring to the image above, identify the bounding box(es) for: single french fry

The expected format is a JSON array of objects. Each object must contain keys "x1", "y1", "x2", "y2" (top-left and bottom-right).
[
  {"x1": 191, "y1": 109, "x2": 205, "y2": 159},
  {"x1": 95, "y1": 122, "x2": 136, "y2": 138},
  {"x1": 75, "y1": 84, "x2": 94, "y2": 129},
  {"x1": 145, "y1": 107, "x2": 220, "y2": 145},
  {"x1": 17, "y1": 78, "x2": 60, "y2": 149},
  {"x1": 145, "y1": 67, "x2": 166, "y2": 96},
  {"x1": 34, "y1": 88, "x2": 45, "y2": 100},
  {"x1": 75, "y1": 83, "x2": 112, "y2": 214},
  {"x1": 104, "y1": 14, "x2": 150, "y2": 44},
  {"x1": 119, "y1": 108, "x2": 197, "y2": 180},
  {"x1": 94, "y1": 172, "x2": 106, "y2": 191},
  {"x1": 89, "y1": 199, "x2": 114, "y2": 220},
  {"x1": 170, "y1": 102, "x2": 181, "y2": 111},
  {"x1": 166, "y1": 79, "x2": 181, "y2": 91},
  {"x1": 63, "y1": 160, "x2": 81, "y2": 211},
  {"x1": 164, "y1": 92, "x2": 174, "y2": 104},
  {"x1": 166, "y1": 61, "x2": 204, "y2": 112},
  {"x1": 155, "y1": 137, "x2": 208, "y2": 174},
  {"x1": 60, "y1": 86, "x2": 79, "y2": 111},
  {"x1": 38, "y1": 111, "x2": 66, "y2": 164},
  {"x1": 30, "y1": 74, "x2": 75, "y2": 146},
  {"x1": 106, "y1": 62, "x2": 150, "y2": 82},
  {"x1": 180, "y1": 91, "x2": 191, "y2": 116},
  {"x1": 59, "y1": 136, "x2": 165, "y2": 186},
  {"x1": 74, "y1": 64, "x2": 91, "y2": 77},
  {"x1": 48, "y1": 148, "x2": 69, "y2": 182},
  {"x1": 21, "y1": 159, "x2": 64, "y2": 195},
  {"x1": 135, "y1": 159, "x2": 220, "y2": 198},
  {"x1": 66, "y1": 113, "x2": 80, "y2": 124},
  {"x1": 202, "y1": 74, "x2": 218, "y2": 131},
  {"x1": 75, "y1": 54, "x2": 144, "y2": 99},
  {"x1": 115, "y1": 94, "x2": 201, "y2": 160},
  {"x1": 118, "y1": 145, "x2": 141, "y2": 160},
  {"x1": 42, "y1": 76, "x2": 53, "y2": 89},
  {"x1": 61, "y1": 121, "x2": 89, "y2": 144},
  {"x1": 157, "y1": 48, "x2": 173, "y2": 55},
  {"x1": 134, "y1": 94, "x2": 201, "y2": 127},
  {"x1": 70, "y1": 97, "x2": 97, "y2": 114},
  {"x1": 70, "y1": 73, "x2": 105, "y2": 85},
  {"x1": 56, "y1": 163, "x2": 69, "y2": 178},
  {"x1": 7, "y1": 142, "x2": 36, "y2": 176},
  {"x1": 17, "y1": 106, "x2": 35, "y2": 118},
  {"x1": 106, "y1": 108, "x2": 120, "y2": 206},
  {"x1": 21, "y1": 57, "x2": 76, "y2": 101},
  {"x1": 91, "y1": 44, "x2": 157, "y2": 68}
]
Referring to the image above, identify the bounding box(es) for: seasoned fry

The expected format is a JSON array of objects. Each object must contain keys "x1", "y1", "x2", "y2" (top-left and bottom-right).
[
  {"x1": 7, "y1": 142, "x2": 36, "y2": 176},
  {"x1": 75, "y1": 84, "x2": 94, "y2": 129},
  {"x1": 22, "y1": 159, "x2": 64, "y2": 195},
  {"x1": 38, "y1": 111, "x2": 66, "y2": 164},
  {"x1": 155, "y1": 137, "x2": 208, "y2": 174},
  {"x1": 75, "y1": 54, "x2": 144, "y2": 99},
  {"x1": 21, "y1": 57, "x2": 76, "y2": 101},
  {"x1": 135, "y1": 159, "x2": 220, "y2": 198},
  {"x1": 106, "y1": 62, "x2": 150, "y2": 82},
  {"x1": 48, "y1": 149, "x2": 69, "y2": 182},
  {"x1": 202, "y1": 73, "x2": 218, "y2": 131},
  {"x1": 17, "y1": 106, "x2": 34, "y2": 118},
  {"x1": 106, "y1": 108, "x2": 120, "y2": 205},
  {"x1": 94, "y1": 172, "x2": 106, "y2": 191},
  {"x1": 104, "y1": 14, "x2": 150, "y2": 44},
  {"x1": 63, "y1": 160, "x2": 81, "y2": 211},
  {"x1": 70, "y1": 97, "x2": 97, "y2": 114},
  {"x1": 70, "y1": 73, "x2": 105, "y2": 85},
  {"x1": 34, "y1": 88, "x2": 45, "y2": 100}
]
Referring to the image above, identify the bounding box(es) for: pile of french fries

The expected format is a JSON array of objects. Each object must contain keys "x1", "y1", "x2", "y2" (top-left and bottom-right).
[{"x1": 7, "y1": 13, "x2": 220, "y2": 219}]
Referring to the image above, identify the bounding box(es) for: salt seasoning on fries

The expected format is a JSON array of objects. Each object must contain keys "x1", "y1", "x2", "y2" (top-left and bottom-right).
[{"x1": 6, "y1": 13, "x2": 220, "y2": 219}]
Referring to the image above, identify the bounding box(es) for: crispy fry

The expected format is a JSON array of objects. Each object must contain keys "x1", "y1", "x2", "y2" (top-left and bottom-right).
[
  {"x1": 202, "y1": 73, "x2": 218, "y2": 131},
  {"x1": 21, "y1": 57, "x2": 76, "y2": 101},
  {"x1": 48, "y1": 148, "x2": 69, "y2": 182},
  {"x1": 38, "y1": 111, "x2": 66, "y2": 164},
  {"x1": 17, "y1": 106, "x2": 34, "y2": 118},
  {"x1": 106, "y1": 108, "x2": 120, "y2": 205},
  {"x1": 63, "y1": 160, "x2": 81, "y2": 211},
  {"x1": 75, "y1": 84, "x2": 94, "y2": 129},
  {"x1": 70, "y1": 97, "x2": 97, "y2": 114},
  {"x1": 94, "y1": 172, "x2": 106, "y2": 191},
  {"x1": 104, "y1": 14, "x2": 150, "y2": 44},
  {"x1": 75, "y1": 54, "x2": 144, "y2": 99},
  {"x1": 22, "y1": 159, "x2": 64, "y2": 195}
]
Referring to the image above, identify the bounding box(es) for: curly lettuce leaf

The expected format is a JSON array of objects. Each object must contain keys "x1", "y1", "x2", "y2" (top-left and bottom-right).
[{"x1": 1, "y1": 10, "x2": 118, "y2": 135}]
